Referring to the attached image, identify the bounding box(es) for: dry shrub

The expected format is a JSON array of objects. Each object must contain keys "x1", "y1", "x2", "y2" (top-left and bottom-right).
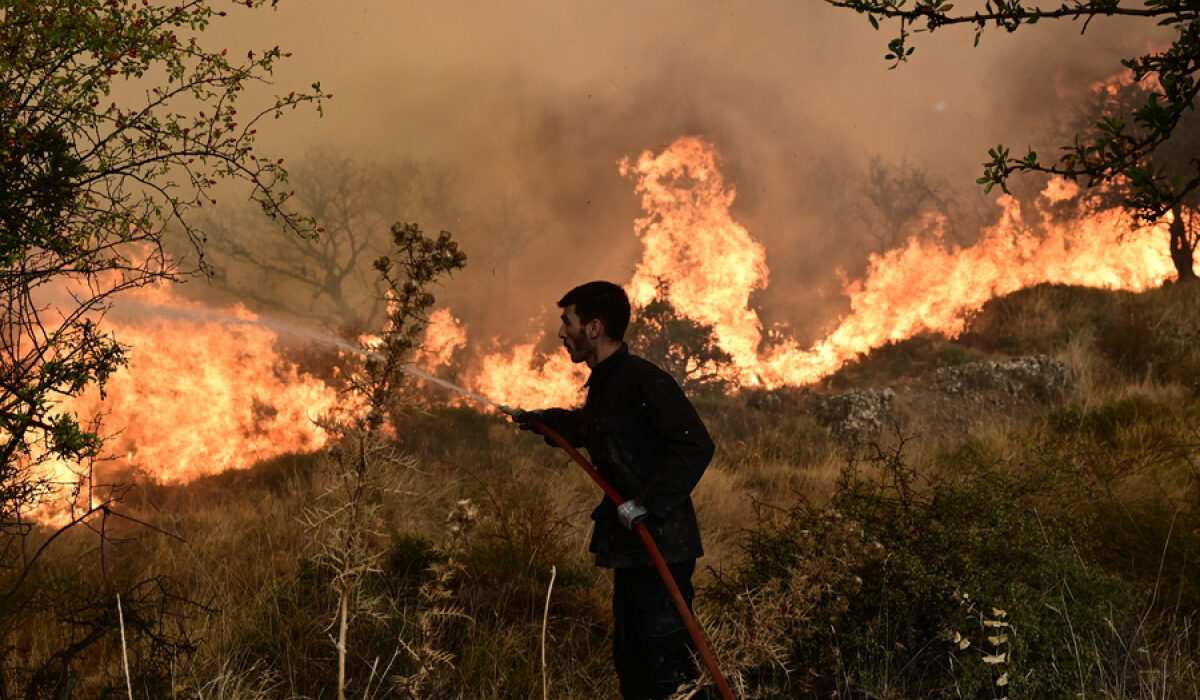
[
  {"x1": 704, "y1": 501, "x2": 879, "y2": 698},
  {"x1": 700, "y1": 436, "x2": 1171, "y2": 699}
]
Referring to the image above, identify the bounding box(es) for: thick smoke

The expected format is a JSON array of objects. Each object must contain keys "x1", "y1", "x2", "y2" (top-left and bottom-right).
[{"x1": 190, "y1": 0, "x2": 1165, "y2": 352}]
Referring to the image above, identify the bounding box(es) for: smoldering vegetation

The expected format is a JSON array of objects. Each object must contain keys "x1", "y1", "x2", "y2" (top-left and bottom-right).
[{"x1": 10, "y1": 281, "x2": 1200, "y2": 699}]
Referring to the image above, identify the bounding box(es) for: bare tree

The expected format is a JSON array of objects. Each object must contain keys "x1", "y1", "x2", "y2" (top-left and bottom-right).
[
  {"x1": 200, "y1": 152, "x2": 462, "y2": 332},
  {"x1": 856, "y1": 155, "x2": 958, "y2": 252}
]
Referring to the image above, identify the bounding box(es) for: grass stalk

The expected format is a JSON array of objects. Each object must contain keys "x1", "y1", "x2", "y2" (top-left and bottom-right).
[
  {"x1": 542, "y1": 564, "x2": 557, "y2": 700},
  {"x1": 117, "y1": 594, "x2": 133, "y2": 700}
]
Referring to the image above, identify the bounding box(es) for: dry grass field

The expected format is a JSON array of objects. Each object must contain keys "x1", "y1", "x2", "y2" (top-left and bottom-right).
[{"x1": 13, "y1": 282, "x2": 1200, "y2": 699}]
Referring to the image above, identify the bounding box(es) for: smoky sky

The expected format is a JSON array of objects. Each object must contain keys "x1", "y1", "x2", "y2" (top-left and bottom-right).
[{"x1": 194, "y1": 0, "x2": 1166, "y2": 347}]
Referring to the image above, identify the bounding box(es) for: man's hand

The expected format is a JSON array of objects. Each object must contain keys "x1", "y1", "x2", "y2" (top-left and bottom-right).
[
  {"x1": 616, "y1": 500, "x2": 649, "y2": 530},
  {"x1": 501, "y1": 406, "x2": 545, "y2": 432}
]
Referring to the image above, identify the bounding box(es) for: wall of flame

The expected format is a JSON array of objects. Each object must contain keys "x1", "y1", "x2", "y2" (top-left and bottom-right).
[{"x1": 31, "y1": 134, "x2": 1180, "y2": 515}]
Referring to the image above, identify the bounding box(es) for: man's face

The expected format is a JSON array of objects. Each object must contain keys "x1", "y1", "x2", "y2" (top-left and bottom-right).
[{"x1": 558, "y1": 305, "x2": 595, "y2": 365}]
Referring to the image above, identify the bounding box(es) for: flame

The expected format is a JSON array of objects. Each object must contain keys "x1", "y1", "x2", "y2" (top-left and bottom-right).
[
  {"x1": 622, "y1": 136, "x2": 769, "y2": 371},
  {"x1": 14, "y1": 130, "x2": 1181, "y2": 516},
  {"x1": 462, "y1": 136, "x2": 1177, "y2": 404},
  {"x1": 413, "y1": 307, "x2": 467, "y2": 370},
  {"x1": 757, "y1": 187, "x2": 1171, "y2": 385},
  {"x1": 472, "y1": 341, "x2": 587, "y2": 409},
  {"x1": 36, "y1": 277, "x2": 364, "y2": 519}
]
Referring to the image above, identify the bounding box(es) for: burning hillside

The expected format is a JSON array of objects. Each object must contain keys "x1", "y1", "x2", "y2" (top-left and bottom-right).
[
  {"x1": 462, "y1": 136, "x2": 1175, "y2": 406},
  {"x1": 33, "y1": 136, "x2": 1181, "y2": 509}
]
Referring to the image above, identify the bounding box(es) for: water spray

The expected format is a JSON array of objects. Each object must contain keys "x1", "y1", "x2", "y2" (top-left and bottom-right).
[
  {"x1": 175, "y1": 310, "x2": 501, "y2": 410},
  {"x1": 402, "y1": 365, "x2": 505, "y2": 411},
  {"x1": 265, "y1": 322, "x2": 506, "y2": 411}
]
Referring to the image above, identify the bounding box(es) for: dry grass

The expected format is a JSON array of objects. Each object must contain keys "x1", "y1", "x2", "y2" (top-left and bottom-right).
[{"x1": 10, "y1": 282, "x2": 1200, "y2": 698}]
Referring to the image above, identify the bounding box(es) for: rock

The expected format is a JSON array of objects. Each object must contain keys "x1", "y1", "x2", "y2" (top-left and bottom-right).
[
  {"x1": 808, "y1": 356, "x2": 1071, "y2": 446},
  {"x1": 933, "y1": 355, "x2": 1069, "y2": 404},
  {"x1": 814, "y1": 388, "x2": 896, "y2": 444}
]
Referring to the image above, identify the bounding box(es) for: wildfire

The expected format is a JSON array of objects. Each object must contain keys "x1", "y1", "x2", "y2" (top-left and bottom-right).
[
  {"x1": 24, "y1": 132, "x2": 1182, "y2": 510},
  {"x1": 412, "y1": 308, "x2": 467, "y2": 370},
  {"x1": 459, "y1": 136, "x2": 1175, "y2": 405},
  {"x1": 43, "y1": 279, "x2": 362, "y2": 512}
]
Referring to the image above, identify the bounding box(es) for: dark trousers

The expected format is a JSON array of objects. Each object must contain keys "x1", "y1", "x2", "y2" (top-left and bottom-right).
[{"x1": 612, "y1": 559, "x2": 699, "y2": 700}]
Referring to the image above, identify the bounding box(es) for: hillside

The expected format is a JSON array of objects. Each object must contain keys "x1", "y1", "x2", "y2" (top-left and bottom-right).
[{"x1": 15, "y1": 282, "x2": 1200, "y2": 699}]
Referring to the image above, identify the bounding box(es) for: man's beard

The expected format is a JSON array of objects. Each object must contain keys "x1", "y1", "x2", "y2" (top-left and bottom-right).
[{"x1": 565, "y1": 328, "x2": 592, "y2": 364}]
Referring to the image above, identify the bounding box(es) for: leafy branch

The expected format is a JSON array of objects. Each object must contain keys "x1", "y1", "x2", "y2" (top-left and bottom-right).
[{"x1": 826, "y1": 0, "x2": 1200, "y2": 220}]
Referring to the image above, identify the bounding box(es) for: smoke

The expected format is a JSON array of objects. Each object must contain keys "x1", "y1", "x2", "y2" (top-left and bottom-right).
[{"x1": 192, "y1": 0, "x2": 1166, "y2": 350}]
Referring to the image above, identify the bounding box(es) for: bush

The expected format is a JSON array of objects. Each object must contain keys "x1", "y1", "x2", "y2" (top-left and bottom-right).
[
  {"x1": 708, "y1": 438, "x2": 1145, "y2": 699},
  {"x1": 826, "y1": 333, "x2": 986, "y2": 391}
]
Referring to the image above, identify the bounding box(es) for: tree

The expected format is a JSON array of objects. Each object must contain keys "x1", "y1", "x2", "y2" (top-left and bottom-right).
[
  {"x1": 626, "y1": 281, "x2": 735, "y2": 394},
  {"x1": 1, "y1": 0, "x2": 325, "y2": 486},
  {"x1": 0, "y1": 0, "x2": 323, "y2": 692},
  {"x1": 856, "y1": 154, "x2": 958, "y2": 252},
  {"x1": 826, "y1": 0, "x2": 1200, "y2": 275},
  {"x1": 199, "y1": 151, "x2": 462, "y2": 333},
  {"x1": 1057, "y1": 69, "x2": 1200, "y2": 278}
]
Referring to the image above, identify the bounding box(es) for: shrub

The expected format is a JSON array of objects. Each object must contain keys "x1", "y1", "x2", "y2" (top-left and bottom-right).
[
  {"x1": 708, "y1": 438, "x2": 1144, "y2": 699},
  {"x1": 827, "y1": 333, "x2": 986, "y2": 391}
]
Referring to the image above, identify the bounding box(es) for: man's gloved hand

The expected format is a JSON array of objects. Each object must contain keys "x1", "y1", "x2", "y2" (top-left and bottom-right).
[
  {"x1": 616, "y1": 499, "x2": 649, "y2": 530},
  {"x1": 501, "y1": 406, "x2": 545, "y2": 432}
]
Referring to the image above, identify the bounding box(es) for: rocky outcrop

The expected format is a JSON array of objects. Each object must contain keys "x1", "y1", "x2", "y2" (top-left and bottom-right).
[
  {"x1": 812, "y1": 356, "x2": 1071, "y2": 445},
  {"x1": 813, "y1": 388, "x2": 896, "y2": 444},
  {"x1": 932, "y1": 355, "x2": 1069, "y2": 405}
]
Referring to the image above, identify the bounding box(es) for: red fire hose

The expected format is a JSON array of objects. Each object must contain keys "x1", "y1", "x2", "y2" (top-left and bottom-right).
[{"x1": 524, "y1": 416, "x2": 738, "y2": 700}]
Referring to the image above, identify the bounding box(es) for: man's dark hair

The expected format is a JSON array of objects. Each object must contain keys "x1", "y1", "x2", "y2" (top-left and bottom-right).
[{"x1": 558, "y1": 281, "x2": 631, "y2": 341}]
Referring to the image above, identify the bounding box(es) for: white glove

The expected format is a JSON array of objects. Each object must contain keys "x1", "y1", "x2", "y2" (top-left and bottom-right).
[{"x1": 616, "y1": 500, "x2": 649, "y2": 530}]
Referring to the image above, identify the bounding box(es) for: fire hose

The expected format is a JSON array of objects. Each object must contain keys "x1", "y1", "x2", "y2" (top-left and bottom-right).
[
  {"x1": 396, "y1": 366, "x2": 735, "y2": 696},
  {"x1": 516, "y1": 414, "x2": 738, "y2": 700}
]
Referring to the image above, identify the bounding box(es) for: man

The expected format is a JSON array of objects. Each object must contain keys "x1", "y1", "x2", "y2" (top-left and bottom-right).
[{"x1": 512, "y1": 280, "x2": 715, "y2": 700}]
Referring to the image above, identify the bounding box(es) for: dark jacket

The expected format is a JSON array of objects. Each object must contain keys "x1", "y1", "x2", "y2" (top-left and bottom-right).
[{"x1": 539, "y1": 345, "x2": 714, "y2": 568}]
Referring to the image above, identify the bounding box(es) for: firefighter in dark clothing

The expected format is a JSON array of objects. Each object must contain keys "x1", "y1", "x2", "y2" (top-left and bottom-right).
[{"x1": 511, "y1": 280, "x2": 715, "y2": 700}]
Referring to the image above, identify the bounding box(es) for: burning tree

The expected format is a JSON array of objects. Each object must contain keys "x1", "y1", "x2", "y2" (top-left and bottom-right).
[
  {"x1": 627, "y1": 282, "x2": 735, "y2": 394},
  {"x1": 1057, "y1": 71, "x2": 1200, "y2": 280},
  {"x1": 0, "y1": 0, "x2": 324, "y2": 692},
  {"x1": 827, "y1": 0, "x2": 1200, "y2": 280},
  {"x1": 0, "y1": 0, "x2": 325, "y2": 489}
]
